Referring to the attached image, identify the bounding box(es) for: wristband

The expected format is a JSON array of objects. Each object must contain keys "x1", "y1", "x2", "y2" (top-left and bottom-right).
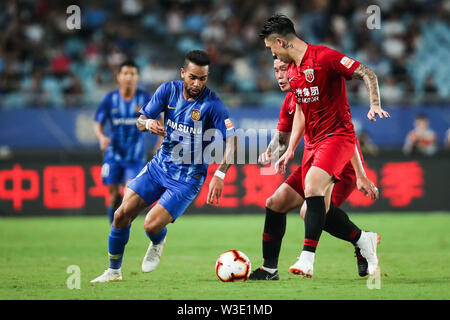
[
  {"x1": 214, "y1": 170, "x2": 226, "y2": 180},
  {"x1": 145, "y1": 119, "x2": 151, "y2": 130}
]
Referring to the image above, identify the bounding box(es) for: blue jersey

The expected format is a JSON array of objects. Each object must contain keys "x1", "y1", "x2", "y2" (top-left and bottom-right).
[
  {"x1": 140, "y1": 81, "x2": 235, "y2": 182},
  {"x1": 95, "y1": 88, "x2": 152, "y2": 163}
]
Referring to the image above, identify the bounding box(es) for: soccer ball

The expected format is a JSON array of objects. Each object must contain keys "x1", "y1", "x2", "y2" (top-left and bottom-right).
[{"x1": 215, "y1": 250, "x2": 251, "y2": 282}]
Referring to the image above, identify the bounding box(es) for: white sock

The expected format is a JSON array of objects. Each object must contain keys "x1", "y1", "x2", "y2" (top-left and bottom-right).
[
  {"x1": 262, "y1": 266, "x2": 277, "y2": 274},
  {"x1": 355, "y1": 231, "x2": 367, "y2": 248},
  {"x1": 300, "y1": 250, "x2": 315, "y2": 264},
  {"x1": 108, "y1": 268, "x2": 121, "y2": 274}
]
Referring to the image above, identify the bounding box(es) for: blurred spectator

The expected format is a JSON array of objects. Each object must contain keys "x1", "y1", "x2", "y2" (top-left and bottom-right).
[
  {"x1": 50, "y1": 47, "x2": 71, "y2": 77},
  {"x1": 424, "y1": 74, "x2": 438, "y2": 95},
  {"x1": 0, "y1": 0, "x2": 448, "y2": 108},
  {"x1": 380, "y1": 76, "x2": 402, "y2": 105},
  {"x1": 24, "y1": 70, "x2": 48, "y2": 106},
  {"x1": 121, "y1": 0, "x2": 143, "y2": 19},
  {"x1": 84, "y1": 2, "x2": 108, "y2": 30},
  {"x1": 403, "y1": 114, "x2": 438, "y2": 156},
  {"x1": 63, "y1": 73, "x2": 84, "y2": 107}
]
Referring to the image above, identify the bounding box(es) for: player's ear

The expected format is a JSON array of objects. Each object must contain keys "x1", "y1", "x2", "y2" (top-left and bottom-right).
[
  {"x1": 276, "y1": 37, "x2": 286, "y2": 48},
  {"x1": 180, "y1": 68, "x2": 185, "y2": 79}
]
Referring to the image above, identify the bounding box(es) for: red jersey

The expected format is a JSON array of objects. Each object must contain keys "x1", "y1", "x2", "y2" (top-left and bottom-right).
[
  {"x1": 286, "y1": 44, "x2": 360, "y2": 147},
  {"x1": 276, "y1": 91, "x2": 296, "y2": 132},
  {"x1": 276, "y1": 91, "x2": 365, "y2": 170}
]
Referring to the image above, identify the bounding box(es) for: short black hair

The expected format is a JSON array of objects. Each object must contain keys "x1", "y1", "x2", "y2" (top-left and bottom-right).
[
  {"x1": 259, "y1": 14, "x2": 297, "y2": 40},
  {"x1": 119, "y1": 60, "x2": 139, "y2": 73},
  {"x1": 184, "y1": 50, "x2": 211, "y2": 68}
]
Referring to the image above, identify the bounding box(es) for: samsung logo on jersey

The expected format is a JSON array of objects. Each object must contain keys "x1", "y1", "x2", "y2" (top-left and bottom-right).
[
  {"x1": 167, "y1": 119, "x2": 202, "y2": 134},
  {"x1": 112, "y1": 118, "x2": 138, "y2": 125}
]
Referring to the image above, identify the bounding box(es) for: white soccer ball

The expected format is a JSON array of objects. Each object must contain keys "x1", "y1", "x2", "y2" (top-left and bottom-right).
[{"x1": 215, "y1": 250, "x2": 251, "y2": 282}]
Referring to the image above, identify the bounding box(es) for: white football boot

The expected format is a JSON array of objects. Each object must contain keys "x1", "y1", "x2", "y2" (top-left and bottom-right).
[
  {"x1": 90, "y1": 269, "x2": 122, "y2": 283},
  {"x1": 142, "y1": 237, "x2": 166, "y2": 273},
  {"x1": 356, "y1": 231, "x2": 381, "y2": 276},
  {"x1": 289, "y1": 251, "x2": 314, "y2": 278}
]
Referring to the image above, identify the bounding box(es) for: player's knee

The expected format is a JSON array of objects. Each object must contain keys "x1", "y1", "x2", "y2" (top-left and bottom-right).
[
  {"x1": 112, "y1": 203, "x2": 134, "y2": 228},
  {"x1": 304, "y1": 184, "x2": 324, "y2": 197},
  {"x1": 144, "y1": 220, "x2": 162, "y2": 236},
  {"x1": 266, "y1": 194, "x2": 286, "y2": 213},
  {"x1": 112, "y1": 208, "x2": 128, "y2": 228}
]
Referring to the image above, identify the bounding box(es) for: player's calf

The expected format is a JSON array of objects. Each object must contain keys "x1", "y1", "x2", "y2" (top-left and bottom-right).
[{"x1": 142, "y1": 205, "x2": 172, "y2": 273}]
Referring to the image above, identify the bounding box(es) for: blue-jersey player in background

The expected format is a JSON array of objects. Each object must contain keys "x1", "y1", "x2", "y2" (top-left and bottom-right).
[
  {"x1": 93, "y1": 60, "x2": 152, "y2": 224},
  {"x1": 91, "y1": 50, "x2": 238, "y2": 282}
]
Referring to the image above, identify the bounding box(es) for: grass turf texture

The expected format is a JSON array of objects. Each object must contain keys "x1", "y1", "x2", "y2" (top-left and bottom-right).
[{"x1": 0, "y1": 213, "x2": 449, "y2": 300}]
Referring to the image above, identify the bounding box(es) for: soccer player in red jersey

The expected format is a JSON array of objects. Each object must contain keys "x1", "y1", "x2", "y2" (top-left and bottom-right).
[
  {"x1": 249, "y1": 59, "x2": 378, "y2": 280},
  {"x1": 259, "y1": 15, "x2": 389, "y2": 278}
]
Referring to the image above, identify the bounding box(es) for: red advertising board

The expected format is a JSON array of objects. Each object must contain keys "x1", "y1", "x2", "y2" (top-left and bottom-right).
[{"x1": 1, "y1": 153, "x2": 448, "y2": 215}]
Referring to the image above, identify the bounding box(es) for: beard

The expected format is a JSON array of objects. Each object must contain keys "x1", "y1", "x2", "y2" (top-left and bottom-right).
[{"x1": 183, "y1": 83, "x2": 204, "y2": 99}]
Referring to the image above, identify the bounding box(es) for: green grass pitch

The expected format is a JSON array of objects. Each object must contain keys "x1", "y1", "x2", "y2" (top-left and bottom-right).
[{"x1": 1, "y1": 213, "x2": 449, "y2": 300}]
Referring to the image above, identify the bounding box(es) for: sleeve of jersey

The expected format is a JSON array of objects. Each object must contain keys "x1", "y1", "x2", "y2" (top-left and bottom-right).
[
  {"x1": 140, "y1": 82, "x2": 169, "y2": 119},
  {"x1": 212, "y1": 101, "x2": 236, "y2": 140},
  {"x1": 94, "y1": 95, "x2": 109, "y2": 124},
  {"x1": 276, "y1": 94, "x2": 294, "y2": 132},
  {"x1": 322, "y1": 47, "x2": 361, "y2": 80}
]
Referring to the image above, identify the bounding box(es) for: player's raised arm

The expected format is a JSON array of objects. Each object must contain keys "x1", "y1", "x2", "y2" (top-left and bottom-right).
[
  {"x1": 349, "y1": 145, "x2": 379, "y2": 200},
  {"x1": 352, "y1": 63, "x2": 390, "y2": 122},
  {"x1": 207, "y1": 135, "x2": 238, "y2": 206},
  {"x1": 275, "y1": 103, "x2": 305, "y2": 174}
]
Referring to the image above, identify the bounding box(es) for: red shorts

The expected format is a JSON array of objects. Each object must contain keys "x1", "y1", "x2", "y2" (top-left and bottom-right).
[
  {"x1": 285, "y1": 163, "x2": 356, "y2": 207},
  {"x1": 285, "y1": 135, "x2": 356, "y2": 207},
  {"x1": 302, "y1": 135, "x2": 355, "y2": 184},
  {"x1": 285, "y1": 166, "x2": 305, "y2": 199}
]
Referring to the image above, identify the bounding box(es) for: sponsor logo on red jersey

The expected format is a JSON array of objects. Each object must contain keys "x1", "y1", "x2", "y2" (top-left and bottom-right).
[{"x1": 340, "y1": 56, "x2": 355, "y2": 69}]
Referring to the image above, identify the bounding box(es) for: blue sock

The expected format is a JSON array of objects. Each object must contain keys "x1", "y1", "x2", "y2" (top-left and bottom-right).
[
  {"x1": 146, "y1": 227, "x2": 167, "y2": 245},
  {"x1": 107, "y1": 206, "x2": 115, "y2": 225},
  {"x1": 108, "y1": 225, "x2": 131, "y2": 270}
]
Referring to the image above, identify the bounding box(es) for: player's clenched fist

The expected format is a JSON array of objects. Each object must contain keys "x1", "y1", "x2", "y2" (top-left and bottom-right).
[
  {"x1": 137, "y1": 117, "x2": 166, "y2": 136},
  {"x1": 147, "y1": 119, "x2": 167, "y2": 136}
]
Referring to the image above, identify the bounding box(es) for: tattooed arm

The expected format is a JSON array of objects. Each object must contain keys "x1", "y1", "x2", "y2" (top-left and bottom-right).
[
  {"x1": 352, "y1": 63, "x2": 390, "y2": 122},
  {"x1": 275, "y1": 104, "x2": 306, "y2": 174},
  {"x1": 207, "y1": 135, "x2": 238, "y2": 206},
  {"x1": 258, "y1": 131, "x2": 291, "y2": 165}
]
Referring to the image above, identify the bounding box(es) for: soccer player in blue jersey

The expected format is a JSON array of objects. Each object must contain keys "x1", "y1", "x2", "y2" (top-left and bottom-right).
[
  {"x1": 91, "y1": 50, "x2": 238, "y2": 282},
  {"x1": 94, "y1": 60, "x2": 152, "y2": 224}
]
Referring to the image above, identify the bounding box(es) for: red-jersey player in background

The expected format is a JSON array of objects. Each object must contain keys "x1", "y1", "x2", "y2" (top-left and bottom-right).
[
  {"x1": 260, "y1": 14, "x2": 390, "y2": 278},
  {"x1": 249, "y1": 58, "x2": 379, "y2": 280}
]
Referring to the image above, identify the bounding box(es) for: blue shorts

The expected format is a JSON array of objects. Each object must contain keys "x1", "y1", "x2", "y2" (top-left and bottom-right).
[
  {"x1": 127, "y1": 160, "x2": 206, "y2": 221},
  {"x1": 101, "y1": 159, "x2": 146, "y2": 185}
]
